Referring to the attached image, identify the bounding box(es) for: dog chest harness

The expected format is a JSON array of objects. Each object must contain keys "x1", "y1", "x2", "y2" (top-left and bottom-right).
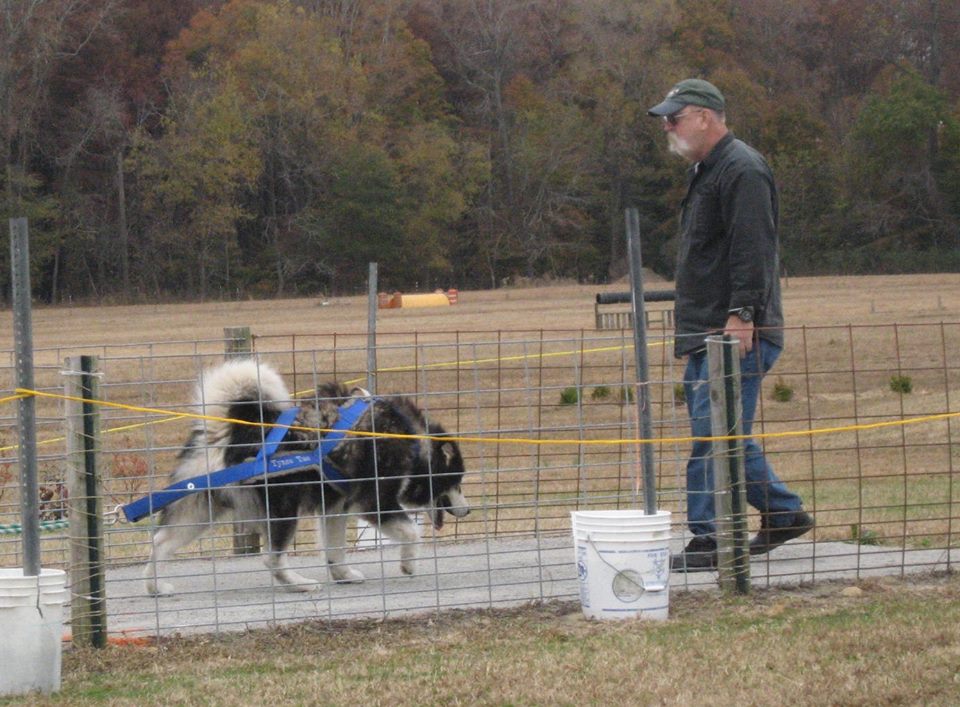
[{"x1": 121, "y1": 399, "x2": 370, "y2": 523}]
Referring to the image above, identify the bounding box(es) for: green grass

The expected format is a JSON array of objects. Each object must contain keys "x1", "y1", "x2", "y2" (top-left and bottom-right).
[{"x1": 13, "y1": 575, "x2": 960, "y2": 706}]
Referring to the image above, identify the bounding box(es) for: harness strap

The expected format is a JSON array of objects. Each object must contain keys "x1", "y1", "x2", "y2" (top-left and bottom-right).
[
  {"x1": 256, "y1": 407, "x2": 301, "y2": 464},
  {"x1": 121, "y1": 399, "x2": 370, "y2": 523}
]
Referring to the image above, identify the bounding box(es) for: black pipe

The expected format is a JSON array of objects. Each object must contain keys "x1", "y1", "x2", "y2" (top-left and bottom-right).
[{"x1": 596, "y1": 290, "x2": 675, "y2": 305}]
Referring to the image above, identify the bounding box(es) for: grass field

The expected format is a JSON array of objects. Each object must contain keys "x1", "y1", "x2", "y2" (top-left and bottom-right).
[
  {"x1": 2, "y1": 272, "x2": 956, "y2": 347},
  {"x1": 7, "y1": 574, "x2": 959, "y2": 706},
  {"x1": 2, "y1": 274, "x2": 960, "y2": 703}
]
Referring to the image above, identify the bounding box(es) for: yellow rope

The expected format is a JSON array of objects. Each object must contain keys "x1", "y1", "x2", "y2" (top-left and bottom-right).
[
  {"x1": 7, "y1": 387, "x2": 959, "y2": 450},
  {"x1": 331, "y1": 341, "x2": 663, "y2": 389},
  {"x1": 10, "y1": 388, "x2": 436, "y2": 446},
  {"x1": 4, "y1": 340, "x2": 663, "y2": 449}
]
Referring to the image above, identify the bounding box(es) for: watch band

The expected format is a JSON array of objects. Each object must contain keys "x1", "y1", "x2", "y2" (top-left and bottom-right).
[{"x1": 729, "y1": 306, "x2": 754, "y2": 323}]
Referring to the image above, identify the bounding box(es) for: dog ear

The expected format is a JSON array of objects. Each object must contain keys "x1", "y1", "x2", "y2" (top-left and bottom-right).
[{"x1": 440, "y1": 442, "x2": 456, "y2": 464}]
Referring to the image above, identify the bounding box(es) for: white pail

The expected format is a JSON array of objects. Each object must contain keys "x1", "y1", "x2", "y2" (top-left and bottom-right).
[
  {"x1": 0, "y1": 568, "x2": 67, "y2": 695},
  {"x1": 571, "y1": 510, "x2": 671, "y2": 621}
]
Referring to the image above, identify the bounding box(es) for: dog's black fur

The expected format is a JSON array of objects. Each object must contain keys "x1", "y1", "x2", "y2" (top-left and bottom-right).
[{"x1": 142, "y1": 359, "x2": 469, "y2": 595}]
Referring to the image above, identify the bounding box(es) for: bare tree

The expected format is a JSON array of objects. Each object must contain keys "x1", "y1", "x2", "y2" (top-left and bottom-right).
[{"x1": 0, "y1": 0, "x2": 115, "y2": 207}]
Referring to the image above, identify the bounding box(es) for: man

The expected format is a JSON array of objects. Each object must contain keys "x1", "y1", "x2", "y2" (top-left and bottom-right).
[{"x1": 647, "y1": 78, "x2": 814, "y2": 572}]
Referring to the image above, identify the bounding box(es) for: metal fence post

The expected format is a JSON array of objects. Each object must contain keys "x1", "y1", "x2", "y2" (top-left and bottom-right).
[
  {"x1": 625, "y1": 208, "x2": 657, "y2": 514},
  {"x1": 65, "y1": 355, "x2": 107, "y2": 647},
  {"x1": 10, "y1": 217, "x2": 41, "y2": 576},
  {"x1": 706, "y1": 335, "x2": 750, "y2": 594},
  {"x1": 223, "y1": 326, "x2": 260, "y2": 554},
  {"x1": 367, "y1": 262, "x2": 378, "y2": 395}
]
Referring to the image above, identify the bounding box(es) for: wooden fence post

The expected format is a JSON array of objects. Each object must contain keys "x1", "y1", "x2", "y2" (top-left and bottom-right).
[
  {"x1": 223, "y1": 327, "x2": 260, "y2": 554},
  {"x1": 707, "y1": 335, "x2": 751, "y2": 595},
  {"x1": 65, "y1": 355, "x2": 107, "y2": 648},
  {"x1": 224, "y1": 326, "x2": 253, "y2": 360}
]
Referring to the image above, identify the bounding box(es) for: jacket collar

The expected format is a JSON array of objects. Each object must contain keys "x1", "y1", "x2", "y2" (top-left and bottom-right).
[{"x1": 697, "y1": 131, "x2": 735, "y2": 172}]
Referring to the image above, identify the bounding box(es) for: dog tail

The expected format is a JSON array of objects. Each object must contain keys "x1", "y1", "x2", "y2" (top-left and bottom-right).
[{"x1": 193, "y1": 359, "x2": 293, "y2": 439}]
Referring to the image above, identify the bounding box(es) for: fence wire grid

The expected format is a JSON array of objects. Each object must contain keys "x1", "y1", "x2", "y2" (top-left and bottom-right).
[{"x1": 1, "y1": 319, "x2": 959, "y2": 639}]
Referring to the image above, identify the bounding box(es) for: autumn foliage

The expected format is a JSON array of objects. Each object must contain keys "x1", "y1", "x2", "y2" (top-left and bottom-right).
[{"x1": 1, "y1": 0, "x2": 958, "y2": 302}]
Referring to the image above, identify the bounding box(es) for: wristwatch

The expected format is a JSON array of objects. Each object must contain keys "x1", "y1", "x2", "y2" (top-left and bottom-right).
[{"x1": 730, "y1": 306, "x2": 754, "y2": 323}]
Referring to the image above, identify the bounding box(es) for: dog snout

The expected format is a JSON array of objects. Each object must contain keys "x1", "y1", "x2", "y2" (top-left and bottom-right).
[{"x1": 444, "y1": 488, "x2": 470, "y2": 518}]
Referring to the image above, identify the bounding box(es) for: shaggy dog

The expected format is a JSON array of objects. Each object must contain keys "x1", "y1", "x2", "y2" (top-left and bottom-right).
[{"x1": 142, "y1": 359, "x2": 469, "y2": 596}]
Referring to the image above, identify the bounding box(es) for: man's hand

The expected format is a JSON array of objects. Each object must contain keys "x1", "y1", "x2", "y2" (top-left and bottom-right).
[{"x1": 724, "y1": 314, "x2": 755, "y2": 357}]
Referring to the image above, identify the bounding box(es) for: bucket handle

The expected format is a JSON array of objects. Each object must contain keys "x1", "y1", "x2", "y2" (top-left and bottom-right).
[{"x1": 585, "y1": 533, "x2": 668, "y2": 593}]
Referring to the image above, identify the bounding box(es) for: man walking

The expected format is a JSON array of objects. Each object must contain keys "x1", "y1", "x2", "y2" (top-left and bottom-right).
[{"x1": 648, "y1": 79, "x2": 814, "y2": 572}]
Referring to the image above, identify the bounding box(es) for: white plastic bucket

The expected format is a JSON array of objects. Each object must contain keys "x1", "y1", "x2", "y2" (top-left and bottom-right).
[
  {"x1": 0, "y1": 568, "x2": 67, "y2": 695},
  {"x1": 571, "y1": 509, "x2": 671, "y2": 621}
]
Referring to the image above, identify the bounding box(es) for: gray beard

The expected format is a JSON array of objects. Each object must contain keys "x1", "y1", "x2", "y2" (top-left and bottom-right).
[{"x1": 667, "y1": 133, "x2": 696, "y2": 161}]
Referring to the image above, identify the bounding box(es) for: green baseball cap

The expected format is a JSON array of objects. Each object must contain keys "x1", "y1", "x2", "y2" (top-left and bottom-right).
[{"x1": 647, "y1": 78, "x2": 725, "y2": 116}]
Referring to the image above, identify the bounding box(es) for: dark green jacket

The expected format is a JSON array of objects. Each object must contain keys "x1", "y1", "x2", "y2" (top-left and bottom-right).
[{"x1": 673, "y1": 132, "x2": 784, "y2": 357}]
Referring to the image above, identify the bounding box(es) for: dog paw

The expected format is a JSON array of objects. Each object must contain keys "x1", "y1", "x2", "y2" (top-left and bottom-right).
[
  {"x1": 400, "y1": 562, "x2": 415, "y2": 576},
  {"x1": 329, "y1": 565, "x2": 365, "y2": 583},
  {"x1": 145, "y1": 580, "x2": 174, "y2": 597},
  {"x1": 277, "y1": 571, "x2": 322, "y2": 592},
  {"x1": 282, "y1": 579, "x2": 321, "y2": 593}
]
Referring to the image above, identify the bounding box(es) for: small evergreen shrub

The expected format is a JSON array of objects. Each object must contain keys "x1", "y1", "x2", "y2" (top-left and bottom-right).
[
  {"x1": 772, "y1": 378, "x2": 795, "y2": 403},
  {"x1": 889, "y1": 375, "x2": 913, "y2": 394},
  {"x1": 673, "y1": 383, "x2": 686, "y2": 405},
  {"x1": 591, "y1": 385, "x2": 611, "y2": 401},
  {"x1": 849, "y1": 523, "x2": 882, "y2": 545},
  {"x1": 559, "y1": 387, "x2": 580, "y2": 405}
]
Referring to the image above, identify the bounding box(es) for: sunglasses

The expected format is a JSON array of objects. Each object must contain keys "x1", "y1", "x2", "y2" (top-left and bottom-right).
[{"x1": 663, "y1": 109, "x2": 704, "y2": 126}]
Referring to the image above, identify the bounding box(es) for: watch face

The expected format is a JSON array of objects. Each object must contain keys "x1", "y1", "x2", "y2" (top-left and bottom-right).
[{"x1": 737, "y1": 308, "x2": 753, "y2": 322}]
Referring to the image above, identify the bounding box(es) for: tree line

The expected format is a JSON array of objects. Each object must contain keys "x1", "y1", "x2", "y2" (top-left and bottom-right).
[{"x1": 2, "y1": 0, "x2": 958, "y2": 303}]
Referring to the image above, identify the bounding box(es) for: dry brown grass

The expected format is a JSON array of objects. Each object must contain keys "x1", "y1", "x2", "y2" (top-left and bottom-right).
[
  {"x1": 10, "y1": 573, "x2": 959, "y2": 706},
  {"x1": 1, "y1": 273, "x2": 955, "y2": 350}
]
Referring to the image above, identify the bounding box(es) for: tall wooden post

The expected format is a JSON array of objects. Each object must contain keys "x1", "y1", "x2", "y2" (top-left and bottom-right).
[
  {"x1": 65, "y1": 355, "x2": 107, "y2": 647},
  {"x1": 707, "y1": 335, "x2": 750, "y2": 594},
  {"x1": 223, "y1": 327, "x2": 260, "y2": 554},
  {"x1": 367, "y1": 262, "x2": 378, "y2": 395},
  {"x1": 224, "y1": 326, "x2": 253, "y2": 359}
]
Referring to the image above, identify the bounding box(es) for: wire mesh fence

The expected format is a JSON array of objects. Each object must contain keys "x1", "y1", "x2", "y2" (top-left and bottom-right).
[{"x1": 1, "y1": 319, "x2": 958, "y2": 639}]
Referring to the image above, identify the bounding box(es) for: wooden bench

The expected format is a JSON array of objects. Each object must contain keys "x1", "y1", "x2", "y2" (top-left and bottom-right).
[{"x1": 594, "y1": 291, "x2": 675, "y2": 330}]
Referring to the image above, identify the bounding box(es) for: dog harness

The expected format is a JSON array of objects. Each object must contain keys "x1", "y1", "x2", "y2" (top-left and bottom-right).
[{"x1": 121, "y1": 399, "x2": 370, "y2": 523}]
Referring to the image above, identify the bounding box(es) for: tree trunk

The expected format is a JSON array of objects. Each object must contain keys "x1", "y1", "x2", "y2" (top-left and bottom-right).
[{"x1": 116, "y1": 149, "x2": 130, "y2": 299}]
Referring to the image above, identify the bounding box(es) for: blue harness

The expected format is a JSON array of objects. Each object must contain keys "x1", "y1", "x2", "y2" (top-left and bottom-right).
[{"x1": 121, "y1": 399, "x2": 371, "y2": 523}]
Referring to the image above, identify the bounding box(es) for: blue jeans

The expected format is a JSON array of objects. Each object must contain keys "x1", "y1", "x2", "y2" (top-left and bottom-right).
[{"x1": 683, "y1": 339, "x2": 803, "y2": 537}]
